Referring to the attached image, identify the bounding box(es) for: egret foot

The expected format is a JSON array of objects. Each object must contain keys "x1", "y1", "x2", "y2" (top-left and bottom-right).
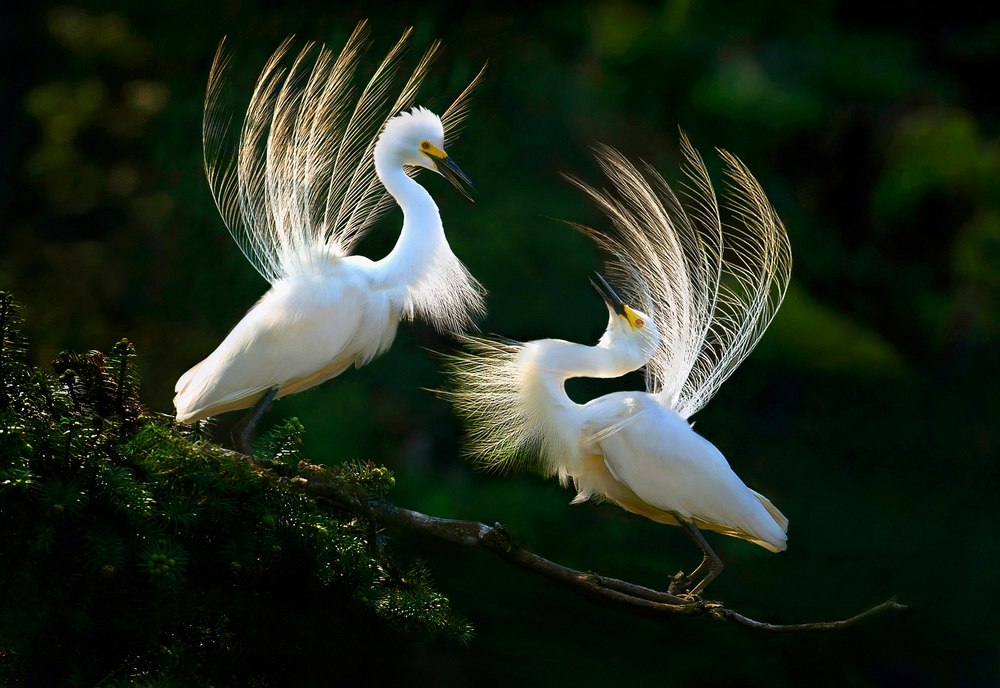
[
  {"x1": 668, "y1": 570, "x2": 692, "y2": 596},
  {"x1": 667, "y1": 520, "x2": 724, "y2": 596},
  {"x1": 667, "y1": 557, "x2": 711, "y2": 597},
  {"x1": 232, "y1": 387, "x2": 279, "y2": 457}
]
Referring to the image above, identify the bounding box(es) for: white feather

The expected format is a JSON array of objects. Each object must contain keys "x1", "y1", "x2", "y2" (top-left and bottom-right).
[
  {"x1": 203, "y1": 22, "x2": 484, "y2": 284},
  {"x1": 588, "y1": 393, "x2": 787, "y2": 551},
  {"x1": 175, "y1": 24, "x2": 485, "y2": 422},
  {"x1": 445, "y1": 139, "x2": 790, "y2": 553},
  {"x1": 564, "y1": 135, "x2": 791, "y2": 418}
]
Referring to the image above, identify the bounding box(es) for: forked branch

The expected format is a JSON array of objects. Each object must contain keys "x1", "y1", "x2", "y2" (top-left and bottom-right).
[{"x1": 293, "y1": 476, "x2": 906, "y2": 631}]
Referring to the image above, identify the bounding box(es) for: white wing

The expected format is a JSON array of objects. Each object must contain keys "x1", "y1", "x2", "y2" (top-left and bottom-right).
[
  {"x1": 174, "y1": 263, "x2": 398, "y2": 422},
  {"x1": 202, "y1": 22, "x2": 485, "y2": 284},
  {"x1": 565, "y1": 136, "x2": 791, "y2": 418},
  {"x1": 594, "y1": 397, "x2": 787, "y2": 552}
]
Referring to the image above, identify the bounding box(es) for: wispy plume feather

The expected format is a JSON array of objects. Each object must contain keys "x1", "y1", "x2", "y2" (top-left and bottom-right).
[
  {"x1": 202, "y1": 22, "x2": 484, "y2": 284},
  {"x1": 565, "y1": 134, "x2": 791, "y2": 418},
  {"x1": 440, "y1": 336, "x2": 546, "y2": 473},
  {"x1": 444, "y1": 134, "x2": 791, "y2": 472}
]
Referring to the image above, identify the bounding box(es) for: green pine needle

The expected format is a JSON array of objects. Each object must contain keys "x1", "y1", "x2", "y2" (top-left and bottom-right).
[{"x1": 0, "y1": 293, "x2": 472, "y2": 686}]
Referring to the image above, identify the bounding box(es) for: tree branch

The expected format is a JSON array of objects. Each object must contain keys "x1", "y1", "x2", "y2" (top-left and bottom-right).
[{"x1": 293, "y1": 476, "x2": 906, "y2": 631}]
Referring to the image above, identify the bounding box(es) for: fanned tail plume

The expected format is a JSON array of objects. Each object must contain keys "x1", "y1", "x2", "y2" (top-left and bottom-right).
[
  {"x1": 565, "y1": 135, "x2": 791, "y2": 418},
  {"x1": 202, "y1": 22, "x2": 486, "y2": 284},
  {"x1": 676, "y1": 145, "x2": 791, "y2": 418},
  {"x1": 441, "y1": 63, "x2": 488, "y2": 147}
]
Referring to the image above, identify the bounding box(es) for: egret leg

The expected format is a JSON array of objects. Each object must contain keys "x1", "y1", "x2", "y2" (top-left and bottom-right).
[
  {"x1": 682, "y1": 552, "x2": 713, "y2": 586},
  {"x1": 675, "y1": 519, "x2": 724, "y2": 596},
  {"x1": 232, "y1": 387, "x2": 279, "y2": 457}
]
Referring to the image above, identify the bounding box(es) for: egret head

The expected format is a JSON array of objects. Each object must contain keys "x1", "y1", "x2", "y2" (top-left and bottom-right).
[
  {"x1": 377, "y1": 106, "x2": 476, "y2": 200},
  {"x1": 590, "y1": 272, "x2": 659, "y2": 364}
]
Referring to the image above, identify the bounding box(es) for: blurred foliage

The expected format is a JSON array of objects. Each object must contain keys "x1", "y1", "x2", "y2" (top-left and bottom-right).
[
  {"x1": 0, "y1": 293, "x2": 470, "y2": 686},
  {"x1": 1, "y1": 0, "x2": 999, "y2": 686},
  {"x1": 755, "y1": 283, "x2": 902, "y2": 371}
]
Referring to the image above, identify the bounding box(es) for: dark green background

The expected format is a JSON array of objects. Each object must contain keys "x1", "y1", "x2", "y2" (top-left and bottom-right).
[{"x1": 2, "y1": 1, "x2": 998, "y2": 685}]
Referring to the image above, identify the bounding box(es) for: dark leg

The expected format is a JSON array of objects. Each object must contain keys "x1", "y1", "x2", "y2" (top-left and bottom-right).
[
  {"x1": 231, "y1": 387, "x2": 279, "y2": 457},
  {"x1": 682, "y1": 551, "x2": 714, "y2": 586},
  {"x1": 672, "y1": 519, "x2": 724, "y2": 596}
]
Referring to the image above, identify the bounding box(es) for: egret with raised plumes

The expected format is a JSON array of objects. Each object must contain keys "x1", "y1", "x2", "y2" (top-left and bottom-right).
[
  {"x1": 173, "y1": 23, "x2": 485, "y2": 453},
  {"x1": 445, "y1": 137, "x2": 792, "y2": 594}
]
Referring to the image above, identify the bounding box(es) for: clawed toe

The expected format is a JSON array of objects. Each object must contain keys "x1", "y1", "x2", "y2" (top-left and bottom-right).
[
  {"x1": 668, "y1": 570, "x2": 695, "y2": 595},
  {"x1": 665, "y1": 519, "x2": 726, "y2": 597}
]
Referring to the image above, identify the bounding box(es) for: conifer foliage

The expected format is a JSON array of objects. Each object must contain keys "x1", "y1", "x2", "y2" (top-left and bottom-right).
[{"x1": 0, "y1": 293, "x2": 471, "y2": 687}]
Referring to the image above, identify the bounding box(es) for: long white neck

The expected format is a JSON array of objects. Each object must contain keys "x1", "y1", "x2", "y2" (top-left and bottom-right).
[
  {"x1": 511, "y1": 337, "x2": 642, "y2": 479},
  {"x1": 370, "y1": 153, "x2": 445, "y2": 290},
  {"x1": 535, "y1": 339, "x2": 639, "y2": 381},
  {"x1": 522, "y1": 336, "x2": 646, "y2": 410}
]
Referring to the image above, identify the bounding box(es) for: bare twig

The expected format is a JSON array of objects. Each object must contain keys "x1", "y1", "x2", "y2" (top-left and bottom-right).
[
  {"x1": 294, "y1": 476, "x2": 906, "y2": 631},
  {"x1": 711, "y1": 597, "x2": 906, "y2": 631}
]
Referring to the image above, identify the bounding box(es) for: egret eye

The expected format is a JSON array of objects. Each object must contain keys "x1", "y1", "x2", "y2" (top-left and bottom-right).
[
  {"x1": 635, "y1": 319, "x2": 644, "y2": 328},
  {"x1": 421, "y1": 141, "x2": 430, "y2": 150}
]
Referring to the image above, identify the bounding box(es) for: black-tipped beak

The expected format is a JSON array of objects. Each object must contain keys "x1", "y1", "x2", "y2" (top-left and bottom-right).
[
  {"x1": 434, "y1": 157, "x2": 479, "y2": 203},
  {"x1": 427, "y1": 153, "x2": 477, "y2": 202},
  {"x1": 589, "y1": 272, "x2": 627, "y2": 317}
]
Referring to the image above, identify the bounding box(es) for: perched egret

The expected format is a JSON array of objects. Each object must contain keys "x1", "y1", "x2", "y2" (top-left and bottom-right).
[
  {"x1": 445, "y1": 137, "x2": 792, "y2": 594},
  {"x1": 174, "y1": 22, "x2": 486, "y2": 453}
]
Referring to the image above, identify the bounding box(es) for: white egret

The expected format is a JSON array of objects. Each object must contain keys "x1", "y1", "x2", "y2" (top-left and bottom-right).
[
  {"x1": 445, "y1": 136, "x2": 792, "y2": 594},
  {"x1": 173, "y1": 22, "x2": 486, "y2": 453}
]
